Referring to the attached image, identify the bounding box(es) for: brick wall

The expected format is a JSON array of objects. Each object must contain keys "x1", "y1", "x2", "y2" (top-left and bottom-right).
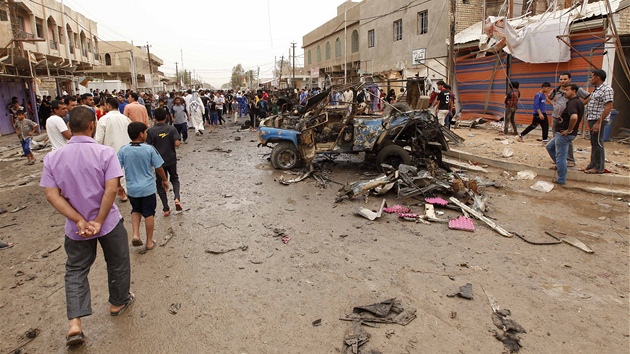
[
  {"x1": 454, "y1": 0, "x2": 484, "y2": 33},
  {"x1": 617, "y1": 7, "x2": 630, "y2": 35}
]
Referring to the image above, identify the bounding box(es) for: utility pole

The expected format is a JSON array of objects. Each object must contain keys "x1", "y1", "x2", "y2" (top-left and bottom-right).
[
  {"x1": 448, "y1": 0, "x2": 456, "y2": 85},
  {"x1": 146, "y1": 42, "x2": 154, "y2": 94},
  {"x1": 180, "y1": 48, "x2": 184, "y2": 87},
  {"x1": 257, "y1": 66, "x2": 260, "y2": 89},
  {"x1": 279, "y1": 55, "x2": 284, "y2": 88},
  {"x1": 291, "y1": 42, "x2": 296, "y2": 88},
  {"x1": 344, "y1": 3, "x2": 347, "y2": 85},
  {"x1": 175, "y1": 62, "x2": 179, "y2": 90},
  {"x1": 130, "y1": 42, "x2": 138, "y2": 91}
]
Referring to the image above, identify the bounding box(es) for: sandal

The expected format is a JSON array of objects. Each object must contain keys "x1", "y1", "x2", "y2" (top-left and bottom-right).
[
  {"x1": 131, "y1": 238, "x2": 143, "y2": 247},
  {"x1": 145, "y1": 240, "x2": 157, "y2": 251},
  {"x1": 110, "y1": 293, "x2": 135, "y2": 316},
  {"x1": 0, "y1": 241, "x2": 14, "y2": 250},
  {"x1": 174, "y1": 200, "x2": 183, "y2": 211},
  {"x1": 66, "y1": 331, "x2": 86, "y2": 346},
  {"x1": 548, "y1": 165, "x2": 557, "y2": 170},
  {"x1": 584, "y1": 169, "x2": 603, "y2": 174},
  {"x1": 163, "y1": 210, "x2": 171, "y2": 217}
]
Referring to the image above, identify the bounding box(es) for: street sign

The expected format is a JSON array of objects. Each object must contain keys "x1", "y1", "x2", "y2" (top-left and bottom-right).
[
  {"x1": 412, "y1": 48, "x2": 426, "y2": 65},
  {"x1": 310, "y1": 67, "x2": 319, "y2": 78}
]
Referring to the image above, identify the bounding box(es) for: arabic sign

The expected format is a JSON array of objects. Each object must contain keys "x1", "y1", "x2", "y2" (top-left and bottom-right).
[
  {"x1": 412, "y1": 48, "x2": 426, "y2": 65},
  {"x1": 310, "y1": 67, "x2": 320, "y2": 78}
]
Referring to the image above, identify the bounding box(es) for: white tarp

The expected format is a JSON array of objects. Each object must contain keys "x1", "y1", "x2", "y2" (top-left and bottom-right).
[{"x1": 484, "y1": 15, "x2": 571, "y2": 63}]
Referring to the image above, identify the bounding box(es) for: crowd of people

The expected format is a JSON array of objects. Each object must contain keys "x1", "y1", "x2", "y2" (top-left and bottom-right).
[{"x1": 502, "y1": 69, "x2": 615, "y2": 185}]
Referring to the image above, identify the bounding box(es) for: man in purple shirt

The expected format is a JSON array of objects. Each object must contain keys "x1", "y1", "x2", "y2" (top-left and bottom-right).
[{"x1": 40, "y1": 107, "x2": 134, "y2": 347}]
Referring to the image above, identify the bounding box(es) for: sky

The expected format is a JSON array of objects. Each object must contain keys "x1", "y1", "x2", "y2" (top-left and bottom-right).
[{"x1": 62, "y1": 0, "x2": 350, "y2": 88}]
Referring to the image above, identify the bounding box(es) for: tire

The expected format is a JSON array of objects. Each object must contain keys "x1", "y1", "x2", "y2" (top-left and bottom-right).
[
  {"x1": 270, "y1": 141, "x2": 301, "y2": 170},
  {"x1": 383, "y1": 103, "x2": 412, "y2": 117},
  {"x1": 375, "y1": 145, "x2": 411, "y2": 170}
]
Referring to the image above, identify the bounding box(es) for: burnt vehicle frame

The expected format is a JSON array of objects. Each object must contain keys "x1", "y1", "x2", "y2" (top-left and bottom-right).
[{"x1": 257, "y1": 85, "x2": 463, "y2": 170}]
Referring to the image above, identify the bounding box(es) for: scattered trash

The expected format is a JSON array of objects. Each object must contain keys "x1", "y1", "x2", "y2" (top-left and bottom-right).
[
  {"x1": 447, "y1": 283, "x2": 474, "y2": 300},
  {"x1": 421, "y1": 204, "x2": 448, "y2": 223},
  {"x1": 425, "y1": 197, "x2": 448, "y2": 206},
  {"x1": 398, "y1": 213, "x2": 419, "y2": 221},
  {"x1": 340, "y1": 298, "x2": 416, "y2": 326},
  {"x1": 160, "y1": 227, "x2": 175, "y2": 247},
  {"x1": 356, "y1": 199, "x2": 386, "y2": 221},
  {"x1": 492, "y1": 309, "x2": 527, "y2": 353},
  {"x1": 545, "y1": 231, "x2": 594, "y2": 253},
  {"x1": 529, "y1": 181, "x2": 554, "y2": 193},
  {"x1": 449, "y1": 197, "x2": 512, "y2": 237},
  {"x1": 449, "y1": 216, "x2": 475, "y2": 232},
  {"x1": 312, "y1": 319, "x2": 322, "y2": 327},
  {"x1": 234, "y1": 136, "x2": 241, "y2": 141},
  {"x1": 513, "y1": 170, "x2": 537, "y2": 180},
  {"x1": 208, "y1": 147, "x2": 232, "y2": 153},
  {"x1": 482, "y1": 286, "x2": 527, "y2": 353},
  {"x1": 281, "y1": 236, "x2": 291, "y2": 244},
  {"x1": 168, "y1": 303, "x2": 181, "y2": 315},
  {"x1": 9, "y1": 206, "x2": 26, "y2": 213},
  {"x1": 0, "y1": 207, "x2": 7, "y2": 214},
  {"x1": 385, "y1": 329, "x2": 395, "y2": 339},
  {"x1": 502, "y1": 147, "x2": 514, "y2": 157},
  {"x1": 383, "y1": 205, "x2": 411, "y2": 214},
  {"x1": 342, "y1": 321, "x2": 370, "y2": 354},
  {"x1": 205, "y1": 245, "x2": 248, "y2": 254}
]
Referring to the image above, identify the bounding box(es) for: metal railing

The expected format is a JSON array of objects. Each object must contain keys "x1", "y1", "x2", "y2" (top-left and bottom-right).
[{"x1": 14, "y1": 30, "x2": 35, "y2": 40}]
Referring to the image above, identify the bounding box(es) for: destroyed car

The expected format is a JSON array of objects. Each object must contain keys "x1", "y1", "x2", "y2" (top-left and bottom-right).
[{"x1": 258, "y1": 86, "x2": 463, "y2": 170}]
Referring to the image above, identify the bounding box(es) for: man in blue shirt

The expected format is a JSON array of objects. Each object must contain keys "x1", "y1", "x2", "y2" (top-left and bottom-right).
[
  {"x1": 117, "y1": 94, "x2": 128, "y2": 114},
  {"x1": 519, "y1": 82, "x2": 551, "y2": 142},
  {"x1": 117, "y1": 122, "x2": 169, "y2": 250}
]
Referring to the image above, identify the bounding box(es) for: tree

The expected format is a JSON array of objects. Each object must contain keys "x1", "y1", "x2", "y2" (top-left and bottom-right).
[{"x1": 231, "y1": 64, "x2": 245, "y2": 90}]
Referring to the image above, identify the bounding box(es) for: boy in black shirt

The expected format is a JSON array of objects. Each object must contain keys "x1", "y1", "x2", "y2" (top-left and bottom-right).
[{"x1": 146, "y1": 108, "x2": 183, "y2": 216}]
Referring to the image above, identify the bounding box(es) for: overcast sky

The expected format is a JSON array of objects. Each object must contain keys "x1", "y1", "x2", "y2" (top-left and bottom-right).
[{"x1": 62, "y1": 0, "x2": 348, "y2": 88}]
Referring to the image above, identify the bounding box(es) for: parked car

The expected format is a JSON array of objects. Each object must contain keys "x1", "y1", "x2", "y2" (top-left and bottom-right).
[{"x1": 257, "y1": 87, "x2": 463, "y2": 170}]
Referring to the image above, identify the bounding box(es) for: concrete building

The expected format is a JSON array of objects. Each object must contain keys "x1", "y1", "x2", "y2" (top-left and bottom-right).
[
  {"x1": 302, "y1": 0, "x2": 486, "y2": 92},
  {"x1": 87, "y1": 41, "x2": 164, "y2": 94},
  {"x1": 0, "y1": 0, "x2": 99, "y2": 135}
]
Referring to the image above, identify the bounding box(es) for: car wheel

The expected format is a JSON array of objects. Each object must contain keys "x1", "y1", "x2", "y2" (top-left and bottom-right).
[
  {"x1": 375, "y1": 145, "x2": 411, "y2": 170},
  {"x1": 270, "y1": 141, "x2": 301, "y2": 169}
]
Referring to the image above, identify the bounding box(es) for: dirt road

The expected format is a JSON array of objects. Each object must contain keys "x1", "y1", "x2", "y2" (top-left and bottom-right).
[{"x1": 0, "y1": 123, "x2": 628, "y2": 353}]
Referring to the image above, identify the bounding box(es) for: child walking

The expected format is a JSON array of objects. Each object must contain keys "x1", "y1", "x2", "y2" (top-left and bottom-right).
[
  {"x1": 13, "y1": 109, "x2": 38, "y2": 165},
  {"x1": 519, "y1": 82, "x2": 552, "y2": 143},
  {"x1": 117, "y1": 122, "x2": 170, "y2": 250}
]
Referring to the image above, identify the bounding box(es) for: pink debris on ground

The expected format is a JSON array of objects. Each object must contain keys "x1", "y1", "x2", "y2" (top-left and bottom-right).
[
  {"x1": 281, "y1": 236, "x2": 291, "y2": 244},
  {"x1": 383, "y1": 205, "x2": 411, "y2": 214},
  {"x1": 398, "y1": 213, "x2": 419, "y2": 221},
  {"x1": 449, "y1": 216, "x2": 475, "y2": 232},
  {"x1": 425, "y1": 197, "x2": 448, "y2": 206}
]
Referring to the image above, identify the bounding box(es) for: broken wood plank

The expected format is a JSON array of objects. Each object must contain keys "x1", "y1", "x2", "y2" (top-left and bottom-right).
[{"x1": 449, "y1": 197, "x2": 512, "y2": 238}]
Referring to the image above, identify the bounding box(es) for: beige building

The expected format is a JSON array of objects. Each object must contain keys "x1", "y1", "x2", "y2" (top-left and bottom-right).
[
  {"x1": 87, "y1": 41, "x2": 165, "y2": 94},
  {"x1": 301, "y1": 0, "x2": 541, "y2": 90},
  {"x1": 0, "y1": 0, "x2": 99, "y2": 134}
]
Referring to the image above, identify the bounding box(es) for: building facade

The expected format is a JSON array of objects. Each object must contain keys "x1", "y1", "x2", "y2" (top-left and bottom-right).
[
  {"x1": 87, "y1": 41, "x2": 164, "y2": 94},
  {"x1": 302, "y1": 0, "x2": 484, "y2": 92},
  {"x1": 0, "y1": 0, "x2": 99, "y2": 135}
]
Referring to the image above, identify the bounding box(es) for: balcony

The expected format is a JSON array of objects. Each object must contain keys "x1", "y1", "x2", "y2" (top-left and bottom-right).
[
  {"x1": 49, "y1": 40, "x2": 57, "y2": 50},
  {"x1": 14, "y1": 30, "x2": 35, "y2": 41},
  {"x1": 69, "y1": 46, "x2": 74, "y2": 54}
]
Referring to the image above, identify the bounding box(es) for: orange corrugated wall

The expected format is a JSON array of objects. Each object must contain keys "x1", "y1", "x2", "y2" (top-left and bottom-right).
[{"x1": 456, "y1": 31, "x2": 606, "y2": 124}]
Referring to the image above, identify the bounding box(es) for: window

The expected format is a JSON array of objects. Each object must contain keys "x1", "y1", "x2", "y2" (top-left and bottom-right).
[
  {"x1": 105, "y1": 53, "x2": 112, "y2": 66},
  {"x1": 325, "y1": 41, "x2": 331, "y2": 60},
  {"x1": 418, "y1": 11, "x2": 428, "y2": 35},
  {"x1": 0, "y1": 10, "x2": 8, "y2": 22},
  {"x1": 335, "y1": 37, "x2": 341, "y2": 58},
  {"x1": 307, "y1": 50, "x2": 311, "y2": 65},
  {"x1": 316, "y1": 45, "x2": 321, "y2": 62},
  {"x1": 351, "y1": 30, "x2": 359, "y2": 52},
  {"x1": 17, "y1": 16, "x2": 24, "y2": 31},
  {"x1": 36, "y1": 23, "x2": 44, "y2": 38},
  {"x1": 58, "y1": 27, "x2": 64, "y2": 44},
  {"x1": 393, "y1": 19, "x2": 402, "y2": 41},
  {"x1": 367, "y1": 29, "x2": 375, "y2": 48}
]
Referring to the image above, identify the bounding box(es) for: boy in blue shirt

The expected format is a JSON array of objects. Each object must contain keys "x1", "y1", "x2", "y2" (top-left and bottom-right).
[
  {"x1": 118, "y1": 122, "x2": 169, "y2": 250},
  {"x1": 519, "y1": 82, "x2": 551, "y2": 142}
]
